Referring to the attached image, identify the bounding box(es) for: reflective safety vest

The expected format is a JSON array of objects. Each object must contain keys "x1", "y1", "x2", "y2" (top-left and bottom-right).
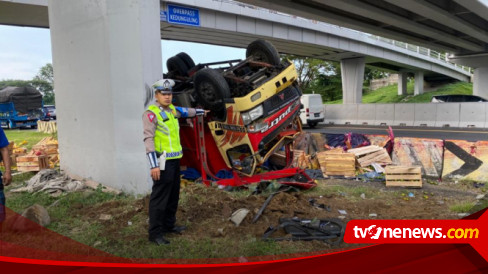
[{"x1": 147, "y1": 104, "x2": 183, "y2": 160}]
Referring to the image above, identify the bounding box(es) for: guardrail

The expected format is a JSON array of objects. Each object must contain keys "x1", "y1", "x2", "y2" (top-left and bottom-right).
[
  {"x1": 323, "y1": 103, "x2": 488, "y2": 128},
  {"x1": 371, "y1": 36, "x2": 473, "y2": 74},
  {"x1": 215, "y1": 0, "x2": 472, "y2": 75}
]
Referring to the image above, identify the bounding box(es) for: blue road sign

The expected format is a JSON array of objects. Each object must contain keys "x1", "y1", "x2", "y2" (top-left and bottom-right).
[{"x1": 167, "y1": 4, "x2": 200, "y2": 27}]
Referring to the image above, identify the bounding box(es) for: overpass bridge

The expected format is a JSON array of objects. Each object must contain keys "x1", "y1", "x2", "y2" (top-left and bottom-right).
[
  {"x1": 238, "y1": 0, "x2": 488, "y2": 99},
  {"x1": 158, "y1": 0, "x2": 471, "y2": 103},
  {"x1": 0, "y1": 0, "x2": 472, "y2": 102},
  {"x1": 0, "y1": 0, "x2": 484, "y2": 194}
]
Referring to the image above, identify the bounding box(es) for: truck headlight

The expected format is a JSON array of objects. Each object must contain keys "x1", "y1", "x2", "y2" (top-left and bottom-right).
[
  {"x1": 247, "y1": 121, "x2": 269, "y2": 133},
  {"x1": 241, "y1": 105, "x2": 263, "y2": 125}
]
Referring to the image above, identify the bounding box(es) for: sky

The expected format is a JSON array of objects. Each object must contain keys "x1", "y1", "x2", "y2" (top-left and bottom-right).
[{"x1": 0, "y1": 25, "x2": 245, "y2": 81}]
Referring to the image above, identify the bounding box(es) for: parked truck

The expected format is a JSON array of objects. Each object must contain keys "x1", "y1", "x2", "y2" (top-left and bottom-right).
[{"x1": 0, "y1": 86, "x2": 44, "y2": 129}]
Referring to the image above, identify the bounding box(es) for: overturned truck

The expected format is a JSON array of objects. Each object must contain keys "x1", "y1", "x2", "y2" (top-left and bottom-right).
[{"x1": 166, "y1": 40, "x2": 314, "y2": 188}]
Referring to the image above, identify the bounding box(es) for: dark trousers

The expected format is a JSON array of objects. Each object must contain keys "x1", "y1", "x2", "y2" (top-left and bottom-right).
[
  {"x1": 148, "y1": 159, "x2": 181, "y2": 238},
  {"x1": 0, "y1": 173, "x2": 5, "y2": 223}
]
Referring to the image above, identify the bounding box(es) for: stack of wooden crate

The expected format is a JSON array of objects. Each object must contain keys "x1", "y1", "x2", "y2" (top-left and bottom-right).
[
  {"x1": 347, "y1": 145, "x2": 392, "y2": 167},
  {"x1": 0, "y1": 142, "x2": 25, "y2": 168},
  {"x1": 316, "y1": 149, "x2": 356, "y2": 177},
  {"x1": 32, "y1": 137, "x2": 59, "y2": 168}
]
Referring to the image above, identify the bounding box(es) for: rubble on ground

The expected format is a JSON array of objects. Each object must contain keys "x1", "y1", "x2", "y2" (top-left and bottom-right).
[{"x1": 11, "y1": 169, "x2": 85, "y2": 194}]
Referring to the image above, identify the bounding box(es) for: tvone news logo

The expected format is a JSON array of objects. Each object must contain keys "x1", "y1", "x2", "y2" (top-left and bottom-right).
[{"x1": 353, "y1": 225, "x2": 478, "y2": 240}]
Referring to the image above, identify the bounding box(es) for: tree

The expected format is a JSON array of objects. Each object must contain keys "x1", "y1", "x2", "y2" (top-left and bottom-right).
[
  {"x1": 31, "y1": 63, "x2": 55, "y2": 105},
  {"x1": 311, "y1": 62, "x2": 343, "y2": 101},
  {"x1": 0, "y1": 79, "x2": 32, "y2": 89},
  {"x1": 364, "y1": 66, "x2": 390, "y2": 86},
  {"x1": 282, "y1": 55, "x2": 327, "y2": 92}
]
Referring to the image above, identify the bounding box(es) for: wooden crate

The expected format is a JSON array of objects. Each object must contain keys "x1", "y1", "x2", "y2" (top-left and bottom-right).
[
  {"x1": 0, "y1": 153, "x2": 25, "y2": 168},
  {"x1": 317, "y1": 149, "x2": 356, "y2": 177},
  {"x1": 33, "y1": 137, "x2": 59, "y2": 155},
  {"x1": 385, "y1": 166, "x2": 422, "y2": 187},
  {"x1": 348, "y1": 145, "x2": 392, "y2": 167},
  {"x1": 16, "y1": 155, "x2": 49, "y2": 172},
  {"x1": 292, "y1": 149, "x2": 311, "y2": 169}
]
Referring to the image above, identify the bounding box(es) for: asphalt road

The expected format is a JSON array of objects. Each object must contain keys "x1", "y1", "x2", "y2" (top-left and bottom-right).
[{"x1": 306, "y1": 124, "x2": 488, "y2": 141}]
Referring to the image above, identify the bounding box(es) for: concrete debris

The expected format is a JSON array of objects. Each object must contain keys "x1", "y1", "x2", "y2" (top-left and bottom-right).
[
  {"x1": 457, "y1": 213, "x2": 469, "y2": 218},
  {"x1": 99, "y1": 214, "x2": 112, "y2": 221},
  {"x1": 360, "y1": 193, "x2": 366, "y2": 199},
  {"x1": 11, "y1": 169, "x2": 84, "y2": 194},
  {"x1": 230, "y1": 208, "x2": 249, "y2": 226},
  {"x1": 369, "y1": 213, "x2": 377, "y2": 218},
  {"x1": 338, "y1": 216, "x2": 346, "y2": 220},
  {"x1": 238, "y1": 256, "x2": 248, "y2": 263},
  {"x1": 338, "y1": 209, "x2": 347, "y2": 215},
  {"x1": 217, "y1": 228, "x2": 225, "y2": 236},
  {"x1": 476, "y1": 194, "x2": 485, "y2": 200},
  {"x1": 11, "y1": 204, "x2": 51, "y2": 231}
]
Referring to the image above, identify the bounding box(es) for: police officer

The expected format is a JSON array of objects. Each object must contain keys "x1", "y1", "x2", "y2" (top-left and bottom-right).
[{"x1": 143, "y1": 78, "x2": 206, "y2": 245}]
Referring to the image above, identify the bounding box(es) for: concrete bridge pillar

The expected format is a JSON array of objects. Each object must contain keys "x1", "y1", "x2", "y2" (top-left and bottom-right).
[
  {"x1": 340, "y1": 57, "x2": 365, "y2": 104},
  {"x1": 398, "y1": 72, "x2": 408, "y2": 96},
  {"x1": 473, "y1": 67, "x2": 488, "y2": 99},
  {"x1": 48, "y1": 0, "x2": 161, "y2": 194},
  {"x1": 414, "y1": 71, "x2": 424, "y2": 95}
]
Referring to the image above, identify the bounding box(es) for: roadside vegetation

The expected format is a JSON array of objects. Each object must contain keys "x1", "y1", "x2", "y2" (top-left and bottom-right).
[{"x1": 328, "y1": 81, "x2": 473, "y2": 104}]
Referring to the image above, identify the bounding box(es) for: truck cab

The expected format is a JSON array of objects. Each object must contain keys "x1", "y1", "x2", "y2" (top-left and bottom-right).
[{"x1": 166, "y1": 40, "x2": 303, "y2": 177}]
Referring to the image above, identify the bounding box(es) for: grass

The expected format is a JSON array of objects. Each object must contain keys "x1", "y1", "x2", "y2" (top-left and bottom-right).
[
  {"x1": 4, "y1": 129, "x2": 53, "y2": 151},
  {"x1": 449, "y1": 202, "x2": 475, "y2": 213},
  {"x1": 327, "y1": 81, "x2": 473, "y2": 104},
  {"x1": 4, "y1": 172, "x2": 316, "y2": 259},
  {"x1": 304, "y1": 184, "x2": 380, "y2": 200}
]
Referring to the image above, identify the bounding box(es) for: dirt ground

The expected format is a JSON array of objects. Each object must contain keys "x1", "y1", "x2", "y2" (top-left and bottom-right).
[{"x1": 71, "y1": 176, "x2": 486, "y2": 255}]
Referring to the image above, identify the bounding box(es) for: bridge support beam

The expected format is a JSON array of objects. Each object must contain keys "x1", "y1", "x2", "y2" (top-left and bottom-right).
[
  {"x1": 474, "y1": 67, "x2": 488, "y2": 99},
  {"x1": 48, "y1": 0, "x2": 161, "y2": 194},
  {"x1": 414, "y1": 71, "x2": 424, "y2": 95},
  {"x1": 341, "y1": 57, "x2": 365, "y2": 104},
  {"x1": 398, "y1": 72, "x2": 408, "y2": 96}
]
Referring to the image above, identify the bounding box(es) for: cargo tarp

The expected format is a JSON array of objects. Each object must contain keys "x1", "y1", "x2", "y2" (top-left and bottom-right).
[{"x1": 0, "y1": 86, "x2": 43, "y2": 113}]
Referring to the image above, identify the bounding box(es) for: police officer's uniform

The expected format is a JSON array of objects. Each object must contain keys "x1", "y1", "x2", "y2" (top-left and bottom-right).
[{"x1": 142, "y1": 79, "x2": 204, "y2": 245}]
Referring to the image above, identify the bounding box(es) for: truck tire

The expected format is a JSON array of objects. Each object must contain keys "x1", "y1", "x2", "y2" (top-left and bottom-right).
[
  {"x1": 307, "y1": 121, "x2": 318, "y2": 128},
  {"x1": 176, "y1": 52, "x2": 196, "y2": 69},
  {"x1": 167, "y1": 56, "x2": 190, "y2": 77},
  {"x1": 246, "y1": 39, "x2": 281, "y2": 66},
  {"x1": 194, "y1": 68, "x2": 231, "y2": 115}
]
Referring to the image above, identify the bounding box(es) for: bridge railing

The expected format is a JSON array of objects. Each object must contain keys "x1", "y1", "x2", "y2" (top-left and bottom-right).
[{"x1": 369, "y1": 36, "x2": 472, "y2": 74}]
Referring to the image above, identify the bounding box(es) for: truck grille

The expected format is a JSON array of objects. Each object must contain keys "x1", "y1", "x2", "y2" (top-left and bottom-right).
[{"x1": 263, "y1": 85, "x2": 301, "y2": 116}]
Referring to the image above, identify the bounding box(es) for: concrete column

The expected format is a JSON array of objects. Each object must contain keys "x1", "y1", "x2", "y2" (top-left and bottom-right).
[
  {"x1": 414, "y1": 71, "x2": 424, "y2": 95},
  {"x1": 340, "y1": 57, "x2": 365, "y2": 104},
  {"x1": 397, "y1": 72, "x2": 407, "y2": 96},
  {"x1": 48, "y1": 0, "x2": 162, "y2": 194},
  {"x1": 473, "y1": 67, "x2": 488, "y2": 99}
]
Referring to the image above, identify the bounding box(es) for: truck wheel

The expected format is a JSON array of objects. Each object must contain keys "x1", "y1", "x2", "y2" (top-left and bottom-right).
[
  {"x1": 176, "y1": 52, "x2": 196, "y2": 69},
  {"x1": 246, "y1": 39, "x2": 281, "y2": 66},
  {"x1": 194, "y1": 68, "x2": 231, "y2": 115},
  {"x1": 167, "y1": 56, "x2": 190, "y2": 77},
  {"x1": 308, "y1": 121, "x2": 318, "y2": 128}
]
